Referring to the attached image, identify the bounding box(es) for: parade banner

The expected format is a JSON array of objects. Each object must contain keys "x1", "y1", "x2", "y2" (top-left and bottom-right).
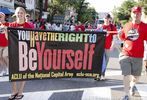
[{"x1": 8, "y1": 28, "x2": 106, "y2": 81}]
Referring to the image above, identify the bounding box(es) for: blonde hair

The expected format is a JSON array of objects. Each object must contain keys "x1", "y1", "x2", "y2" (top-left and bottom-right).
[{"x1": 15, "y1": 7, "x2": 26, "y2": 16}]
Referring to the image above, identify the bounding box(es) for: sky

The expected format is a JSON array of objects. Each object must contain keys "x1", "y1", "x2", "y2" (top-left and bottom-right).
[{"x1": 86, "y1": 0, "x2": 125, "y2": 12}]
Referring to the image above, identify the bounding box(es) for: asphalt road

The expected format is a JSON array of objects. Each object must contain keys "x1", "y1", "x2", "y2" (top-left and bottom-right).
[{"x1": 0, "y1": 48, "x2": 147, "y2": 100}]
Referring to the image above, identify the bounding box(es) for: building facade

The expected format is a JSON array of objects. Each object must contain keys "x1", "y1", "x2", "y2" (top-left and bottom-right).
[{"x1": 0, "y1": 0, "x2": 50, "y2": 21}]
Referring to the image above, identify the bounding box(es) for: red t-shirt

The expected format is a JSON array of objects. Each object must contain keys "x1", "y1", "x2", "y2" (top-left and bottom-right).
[
  {"x1": 75, "y1": 25, "x2": 85, "y2": 32},
  {"x1": 40, "y1": 25, "x2": 46, "y2": 30},
  {"x1": 0, "y1": 22, "x2": 9, "y2": 47},
  {"x1": 27, "y1": 22, "x2": 34, "y2": 29},
  {"x1": 103, "y1": 24, "x2": 117, "y2": 49},
  {"x1": 9, "y1": 22, "x2": 32, "y2": 28},
  {"x1": 119, "y1": 22, "x2": 147, "y2": 58},
  {"x1": 7, "y1": 22, "x2": 33, "y2": 47}
]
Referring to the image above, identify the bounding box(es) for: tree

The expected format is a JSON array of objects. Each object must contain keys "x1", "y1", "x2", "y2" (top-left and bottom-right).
[
  {"x1": 137, "y1": 0, "x2": 147, "y2": 15},
  {"x1": 112, "y1": 0, "x2": 136, "y2": 25},
  {"x1": 58, "y1": 0, "x2": 90, "y2": 22},
  {"x1": 79, "y1": 7, "x2": 98, "y2": 23},
  {"x1": 47, "y1": 0, "x2": 65, "y2": 22},
  {"x1": 47, "y1": 0, "x2": 97, "y2": 23},
  {"x1": 112, "y1": 0, "x2": 147, "y2": 25}
]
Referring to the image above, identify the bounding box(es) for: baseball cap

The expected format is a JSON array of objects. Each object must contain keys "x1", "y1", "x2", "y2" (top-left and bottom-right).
[
  {"x1": 0, "y1": 12, "x2": 5, "y2": 17},
  {"x1": 131, "y1": 6, "x2": 142, "y2": 13}
]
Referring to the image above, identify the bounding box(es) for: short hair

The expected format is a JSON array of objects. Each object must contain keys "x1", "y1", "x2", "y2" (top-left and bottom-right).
[
  {"x1": 25, "y1": 14, "x2": 30, "y2": 17},
  {"x1": 105, "y1": 14, "x2": 111, "y2": 19}
]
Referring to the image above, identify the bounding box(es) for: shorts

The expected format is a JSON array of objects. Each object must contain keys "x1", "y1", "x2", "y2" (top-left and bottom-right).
[
  {"x1": 143, "y1": 51, "x2": 147, "y2": 61},
  {"x1": 119, "y1": 53, "x2": 142, "y2": 76},
  {"x1": 0, "y1": 47, "x2": 8, "y2": 57}
]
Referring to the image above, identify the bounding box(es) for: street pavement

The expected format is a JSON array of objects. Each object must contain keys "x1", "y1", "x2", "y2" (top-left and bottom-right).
[{"x1": 0, "y1": 48, "x2": 147, "y2": 100}]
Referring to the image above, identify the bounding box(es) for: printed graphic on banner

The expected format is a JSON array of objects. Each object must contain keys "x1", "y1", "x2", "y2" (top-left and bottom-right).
[{"x1": 8, "y1": 28, "x2": 106, "y2": 81}]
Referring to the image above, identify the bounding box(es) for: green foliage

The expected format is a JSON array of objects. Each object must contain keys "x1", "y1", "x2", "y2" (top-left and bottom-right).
[
  {"x1": 47, "y1": 0, "x2": 66, "y2": 22},
  {"x1": 113, "y1": 0, "x2": 147, "y2": 24},
  {"x1": 79, "y1": 8, "x2": 98, "y2": 23},
  {"x1": 121, "y1": 20, "x2": 129, "y2": 26},
  {"x1": 138, "y1": 0, "x2": 147, "y2": 15},
  {"x1": 144, "y1": 5, "x2": 147, "y2": 15},
  {"x1": 112, "y1": 0, "x2": 137, "y2": 25},
  {"x1": 47, "y1": 0, "x2": 98, "y2": 23}
]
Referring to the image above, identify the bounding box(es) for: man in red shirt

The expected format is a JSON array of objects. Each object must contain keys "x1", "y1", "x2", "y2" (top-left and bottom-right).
[
  {"x1": 118, "y1": 6, "x2": 147, "y2": 100},
  {"x1": 0, "y1": 12, "x2": 9, "y2": 76}
]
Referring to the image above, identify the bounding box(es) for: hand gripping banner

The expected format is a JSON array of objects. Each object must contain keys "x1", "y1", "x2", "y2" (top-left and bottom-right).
[{"x1": 8, "y1": 28, "x2": 106, "y2": 81}]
